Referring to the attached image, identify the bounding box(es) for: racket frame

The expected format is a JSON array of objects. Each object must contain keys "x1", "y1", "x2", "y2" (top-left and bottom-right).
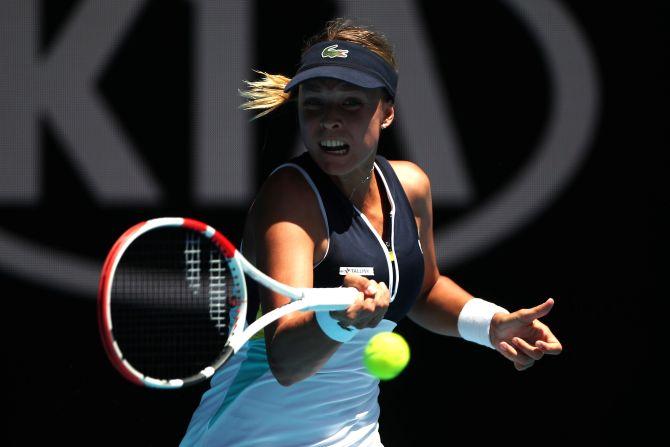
[{"x1": 98, "y1": 217, "x2": 357, "y2": 389}]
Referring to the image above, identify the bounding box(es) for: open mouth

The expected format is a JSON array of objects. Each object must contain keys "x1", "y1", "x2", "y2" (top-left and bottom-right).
[{"x1": 319, "y1": 140, "x2": 350, "y2": 155}]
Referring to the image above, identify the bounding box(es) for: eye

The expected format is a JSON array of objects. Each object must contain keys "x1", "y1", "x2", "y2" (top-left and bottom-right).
[
  {"x1": 342, "y1": 98, "x2": 363, "y2": 108},
  {"x1": 302, "y1": 98, "x2": 323, "y2": 109}
]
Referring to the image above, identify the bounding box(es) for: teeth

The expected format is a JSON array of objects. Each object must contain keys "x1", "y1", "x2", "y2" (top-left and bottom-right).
[
  {"x1": 319, "y1": 140, "x2": 348, "y2": 155},
  {"x1": 320, "y1": 140, "x2": 347, "y2": 148}
]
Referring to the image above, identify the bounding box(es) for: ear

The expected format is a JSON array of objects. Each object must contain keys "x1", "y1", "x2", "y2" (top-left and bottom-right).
[{"x1": 381, "y1": 101, "x2": 395, "y2": 129}]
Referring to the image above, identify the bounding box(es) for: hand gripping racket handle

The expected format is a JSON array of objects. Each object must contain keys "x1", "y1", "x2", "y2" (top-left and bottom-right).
[{"x1": 227, "y1": 287, "x2": 360, "y2": 352}]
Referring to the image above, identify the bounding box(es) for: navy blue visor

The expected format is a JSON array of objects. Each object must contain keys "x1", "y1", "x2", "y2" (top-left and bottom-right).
[{"x1": 284, "y1": 40, "x2": 398, "y2": 99}]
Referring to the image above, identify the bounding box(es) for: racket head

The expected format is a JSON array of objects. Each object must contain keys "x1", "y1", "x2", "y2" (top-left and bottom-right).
[{"x1": 97, "y1": 218, "x2": 247, "y2": 389}]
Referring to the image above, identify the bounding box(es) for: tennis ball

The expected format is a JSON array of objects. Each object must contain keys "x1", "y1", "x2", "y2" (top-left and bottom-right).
[{"x1": 363, "y1": 332, "x2": 410, "y2": 380}]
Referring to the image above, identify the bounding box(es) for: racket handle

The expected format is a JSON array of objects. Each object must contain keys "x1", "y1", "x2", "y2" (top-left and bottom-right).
[{"x1": 299, "y1": 287, "x2": 359, "y2": 311}]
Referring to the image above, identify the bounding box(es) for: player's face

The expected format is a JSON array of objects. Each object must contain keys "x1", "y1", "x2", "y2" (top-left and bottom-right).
[{"x1": 298, "y1": 79, "x2": 394, "y2": 177}]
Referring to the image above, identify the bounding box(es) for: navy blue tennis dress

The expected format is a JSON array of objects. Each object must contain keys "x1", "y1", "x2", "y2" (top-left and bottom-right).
[{"x1": 180, "y1": 152, "x2": 424, "y2": 447}]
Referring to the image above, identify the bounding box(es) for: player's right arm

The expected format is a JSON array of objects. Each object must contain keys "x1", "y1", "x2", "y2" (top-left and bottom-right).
[{"x1": 243, "y1": 168, "x2": 384, "y2": 386}]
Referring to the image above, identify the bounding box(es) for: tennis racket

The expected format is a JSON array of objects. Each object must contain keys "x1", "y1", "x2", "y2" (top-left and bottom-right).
[{"x1": 98, "y1": 217, "x2": 358, "y2": 389}]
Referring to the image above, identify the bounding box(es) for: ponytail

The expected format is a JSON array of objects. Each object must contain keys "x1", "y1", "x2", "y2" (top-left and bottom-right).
[{"x1": 239, "y1": 70, "x2": 293, "y2": 119}]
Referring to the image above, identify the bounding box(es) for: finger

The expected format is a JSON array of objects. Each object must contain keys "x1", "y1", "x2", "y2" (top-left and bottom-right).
[
  {"x1": 331, "y1": 291, "x2": 364, "y2": 325},
  {"x1": 536, "y1": 339, "x2": 563, "y2": 355},
  {"x1": 343, "y1": 280, "x2": 391, "y2": 329},
  {"x1": 364, "y1": 280, "x2": 379, "y2": 298},
  {"x1": 342, "y1": 291, "x2": 365, "y2": 313},
  {"x1": 498, "y1": 341, "x2": 535, "y2": 369},
  {"x1": 343, "y1": 273, "x2": 374, "y2": 293},
  {"x1": 345, "y1": 296, "x2": 377, "y2": 329},
  {"x1": 512, "y1": 337, "x2": 544, "y2": 361},
  {"x1": 530, "y1": 322, "x2": 563, "y2": 355},
  {"x1": 367, "y1": 282, "x2": 390, "y2": 327},
  {"x1": 360, "y1": 282, "x2": 388, "y2": 315},
  {"x1": 519, "y1": 298, "x2": 555, "y2": 324},
  {"x1": 497, "y1": 341, "x2": 518, "y2": 359},
  {"x1": 515, "y1": 360, "x2": 535, "y2": 371},
  {"x1": 362, "y1": 296, "x2": 377, "y2": 313},
  {"x1": 374, "y1": 282, "x2": 390, "y2": 305}
]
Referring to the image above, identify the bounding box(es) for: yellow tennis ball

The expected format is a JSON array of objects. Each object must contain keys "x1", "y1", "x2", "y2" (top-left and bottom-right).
[{"x1": 363, "y1": 332, "x2": 410, "y2": 380}]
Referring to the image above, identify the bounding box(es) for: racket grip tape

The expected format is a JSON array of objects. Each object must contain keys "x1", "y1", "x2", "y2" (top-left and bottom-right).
[{"x1": 300, "y1": 287, "x2": 359, "y2": 311}]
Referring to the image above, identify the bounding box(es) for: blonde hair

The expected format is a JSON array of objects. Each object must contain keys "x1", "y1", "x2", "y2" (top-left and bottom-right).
[
  {"x1": 239, "y1": 18, "x2": 397, "y2": 119},
  {"x1": 239, "y1": 71, "x2": 292, "y2": 119}
]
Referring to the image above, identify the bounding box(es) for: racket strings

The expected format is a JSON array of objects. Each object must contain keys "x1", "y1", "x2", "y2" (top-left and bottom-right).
[
  {"x1": 185, "y1": 233, "x2": 201, "y2": 291},
  {"x1": 111, "y1": 228, "x2": 239, "y2": 380},
  {"x1": 208, "y1": 249, "x2": 230, "y2": 335}
]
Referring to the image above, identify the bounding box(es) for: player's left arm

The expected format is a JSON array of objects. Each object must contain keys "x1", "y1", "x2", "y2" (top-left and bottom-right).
[
  {"x1": 390, "y1": 160, "x2": 471, "y2": 337},
  {"x1": 391, "y1": 161, "x2": 562, "y2": 370}
]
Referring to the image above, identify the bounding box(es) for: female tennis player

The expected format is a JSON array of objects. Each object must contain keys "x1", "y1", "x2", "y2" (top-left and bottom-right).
[{"x1": 180, "y1": 18, "x2": 562, "y2": 446}]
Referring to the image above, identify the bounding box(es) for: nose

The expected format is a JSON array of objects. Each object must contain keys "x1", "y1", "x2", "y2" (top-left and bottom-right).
[{"x1": 320, "y1": 106, "x2": 342, "y2": 130}]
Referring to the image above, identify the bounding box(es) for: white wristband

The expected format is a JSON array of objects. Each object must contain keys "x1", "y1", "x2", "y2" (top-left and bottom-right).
[
  {"x1": 457, "y1": 298, "x2": 509, "y2": 349},
  {"x1": 315, "y1": 311, "x2": 359, "y2": 343}
]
